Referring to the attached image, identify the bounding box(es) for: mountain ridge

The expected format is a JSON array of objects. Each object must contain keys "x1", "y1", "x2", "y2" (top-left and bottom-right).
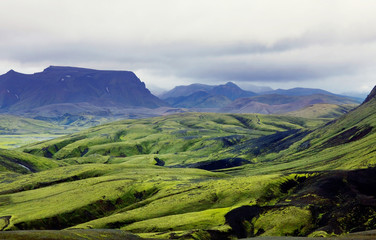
[
  {"x1": 0, "y1": 66, "x2": 167, "y2": 112},
  {"x1": 161, "y1": 82, "x2": 256, "y2": 102},
  {"x1": 220, "y1": 93, "x2": 360, "y2": 114}
]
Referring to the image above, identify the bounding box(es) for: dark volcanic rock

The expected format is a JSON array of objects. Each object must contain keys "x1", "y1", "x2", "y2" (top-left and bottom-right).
[
  {"x1": 0, "y1": 66, "x2": 166, "y2": 112},
  {"x1": 172, "y1": 158, "x2": 251, "y2": 171}
]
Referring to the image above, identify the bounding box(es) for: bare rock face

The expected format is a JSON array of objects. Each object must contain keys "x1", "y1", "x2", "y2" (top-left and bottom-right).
[{"x1": 0, "y1": 66, "x2": 166, "y2": 112}]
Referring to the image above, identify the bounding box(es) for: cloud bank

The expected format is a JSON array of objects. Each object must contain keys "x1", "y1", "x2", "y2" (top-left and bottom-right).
[{"x1": 0, "y1": 0, "x2": 375, "y2": 94}]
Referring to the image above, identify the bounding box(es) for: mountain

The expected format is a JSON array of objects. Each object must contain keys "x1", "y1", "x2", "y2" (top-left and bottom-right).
[
  {"x1": 159, "y1": 83, "x2": 214, "y2": 99},
  {"x1": 264, "y1": 87, "x2": 336, "y2": 96},
  {"x1": 221, "y1": 93, "x2": 360, "y2": 114},
  {"x1": 162, "y1": 84, "x2": 360, "y2": 113},
  {"x1": 209, "y1": 82, "x2": 257, "y2": 100},
  {"x1": 0, "y1": 66, "x2": 166, "y2": 112},
  {"x1": 164, "y1": 90, "x2": 232, "y2": 108},
  {"x1": 160, "y1": 82, "x2": 259, "y2": 100},
  {"x1": 163, "y1": 82, "x2": 256, "y2": 108}
]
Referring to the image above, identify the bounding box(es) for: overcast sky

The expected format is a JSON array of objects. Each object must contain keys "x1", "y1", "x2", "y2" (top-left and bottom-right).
[{"x1": 0, "y1": 0, "x2": 375, "y2": 95}]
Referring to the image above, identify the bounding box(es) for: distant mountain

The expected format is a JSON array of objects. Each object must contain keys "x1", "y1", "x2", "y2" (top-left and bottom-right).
[
  {"x1": 263, "y1": 87, "x2": 335, "y2": 96},
  {"x1": 160, "y1": 83, "x2": 271, "y2": 98},
  {"x1": 263, "y1": 87, "x2": 362, "y2": 102},
  {"x1": 159, "y1": 83, "x2": 214, "y2": 99},
  {"x1": 162, "y1": 82, "x2": 256, "y2": 108},
  {"x1": 221, "y1": 93, "x2": 360, "y2": 114},
  {"x1": 209, "y1": 82, "x2": 257, "y2": 100},
  {"x1": 164, "y1": 91, "x2": 232, "y2": 108},
  {"x1": 0, "y1": 66, "x2": 166, "y2": 112}
]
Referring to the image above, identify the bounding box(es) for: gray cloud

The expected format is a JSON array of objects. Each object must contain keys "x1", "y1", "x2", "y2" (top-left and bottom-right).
[{"x1": 0, "y1": 0, "x2": 375, "y2": 93}]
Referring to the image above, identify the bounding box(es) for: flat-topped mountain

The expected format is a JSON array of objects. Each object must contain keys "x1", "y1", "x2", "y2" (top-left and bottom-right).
[{"x1": 0, "y1": 66, "x2": 166, "y2": 112}]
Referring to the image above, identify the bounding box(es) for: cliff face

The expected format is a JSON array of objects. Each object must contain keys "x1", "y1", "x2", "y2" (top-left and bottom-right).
[{"x1": 0, "y1": 66, "x2": 166, "y2": 111}]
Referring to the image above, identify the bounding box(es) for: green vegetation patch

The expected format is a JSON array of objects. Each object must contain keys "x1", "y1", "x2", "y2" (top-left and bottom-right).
[{"x1": 253, "y1": 206, "x2": 313, "y2": 236}]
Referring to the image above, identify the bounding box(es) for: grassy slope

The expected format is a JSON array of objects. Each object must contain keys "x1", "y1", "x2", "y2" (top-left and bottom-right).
[
  {"x1": 0, "y1": 229, "x2": 145, "y2": 240},
  {"x1": 0, "y1": 149, "x2": 61, "y2": 174},
  {"x1": 0, "y1": 114, "x2": 89, "y2": 149},
  {"x1": 0, "y1": 113, "x2": 327, "y2": 239},
  {"x1": 0, "y1": 115, "x2": 67, "y2": 135},
  {"x1": 0, "y1": 115, "x2": 71, "y2": 173},
  {"x1": 284, "y1": 103, "x2": 357, "y2": 119},
  {"x1": 268, "y1": 96, "x2": 376, "y2": 172},
  {"x1": 20, "y1": 113, "x2": 326, "y2": 167},
  {"x1": 0, "y1": 164, "x2": 278, "y2": 233},
  {"x1": 1, "y1": 95, "x2": 376, "y2": 239}
]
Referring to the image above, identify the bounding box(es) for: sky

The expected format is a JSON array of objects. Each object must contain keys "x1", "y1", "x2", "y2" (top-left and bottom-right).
[{"x1": 0, "y1": 0, "x2": 375, "y2": 96}]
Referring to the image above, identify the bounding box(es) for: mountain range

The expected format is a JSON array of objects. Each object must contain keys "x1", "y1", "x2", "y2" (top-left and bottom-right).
[
  {"x1": 161, "y1": 82, "x2": 360, "y2": 114},
  {"x1": 0, "y1": 66, "x2": 362, "y2": 124}
]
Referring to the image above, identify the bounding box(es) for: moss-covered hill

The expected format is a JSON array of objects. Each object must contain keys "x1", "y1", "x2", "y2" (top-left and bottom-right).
[
  {"x1": 19, "y1": 113, "x2": 326, "y2": 169},
  {"x1": 0, "y1": 87, "x2": 376, "y2": 239}
]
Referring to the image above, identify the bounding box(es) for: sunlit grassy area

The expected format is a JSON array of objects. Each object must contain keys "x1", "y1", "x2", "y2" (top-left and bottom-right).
[
  {"x1": 1, "y1": 97, "x2": 376, "y2": 239},
  {"x1": 0, "y1": 134, "x2": 60, "y2": 149}
]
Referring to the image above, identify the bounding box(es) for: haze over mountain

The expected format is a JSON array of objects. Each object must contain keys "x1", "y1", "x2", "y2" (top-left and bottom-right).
[
  {"x1": 263, "y1": 87, "x2": 338, "y2": 96},
  {"x1": 221, "y1": 93, "x2": 359, "y2": 114},
  {"x1": 0, "y1": 66, "x2": 362, "y2": 125},
  {"x1": 161, "y1": 82, "x2": 360, "y2": 113},
  {"x1": 0, "y1": 66, "x2": 166, "y2": 112},
  {"x1": 162, "y1": 82, "x2": 257, "y2": 109},
  {"x1": 160, "y1": 82, "x2": 256, "y2": 100}
]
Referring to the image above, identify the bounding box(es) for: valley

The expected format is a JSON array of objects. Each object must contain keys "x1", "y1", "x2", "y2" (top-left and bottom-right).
[
  {"x1": 2, "y1": 0, "x2": 375, "y2": 238},
  {"x1": 0, "y1": 67, "x2": 375, "y2": 239}
]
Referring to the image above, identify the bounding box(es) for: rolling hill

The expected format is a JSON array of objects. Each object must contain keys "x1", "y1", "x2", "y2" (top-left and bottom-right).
[
  {"x1": 284, "y1": 103, "x2": 357, "y2": 119},
  {"x1": 0, "y1": 87, "x2": 375, "y2": 239}
]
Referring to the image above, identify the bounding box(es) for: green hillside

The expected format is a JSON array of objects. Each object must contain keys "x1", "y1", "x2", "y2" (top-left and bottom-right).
[
  {"x1": 246, "y1": 93, "x2": 376, "y2": 174},
  {"x1": 0, "y1": 87, "x2": 376, "y2": 239},
  {"x1": 0, "y1": 149, "x2": 61, "y2": 174},
  {"x1": 0, "y1": 115, "x2": 67, "y2": 135},
  {"x1": 0, "y1": 114, "x2": 84, "y2": 149},
  {"x1": 19, "y1": 113, "x2": 326, "y2": 168},
  {"x1": 285, "y1": 103, "x2": 357, "y2": 119}
]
